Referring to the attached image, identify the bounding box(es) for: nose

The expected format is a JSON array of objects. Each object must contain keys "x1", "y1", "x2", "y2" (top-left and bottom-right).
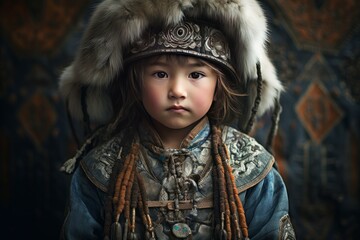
[{"x1": 168, "y1": 77, "x2": 187, "y2": 99}]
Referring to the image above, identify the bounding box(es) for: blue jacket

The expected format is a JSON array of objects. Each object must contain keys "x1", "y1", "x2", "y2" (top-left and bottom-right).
[{"x1": 62, "y1": 119, "x2": 295, "y2": 239}]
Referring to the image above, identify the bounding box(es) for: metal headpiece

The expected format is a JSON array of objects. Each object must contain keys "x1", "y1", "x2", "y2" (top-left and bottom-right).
[{"x1": 125, "y1": 21, "x2": 238, "y2": 83}]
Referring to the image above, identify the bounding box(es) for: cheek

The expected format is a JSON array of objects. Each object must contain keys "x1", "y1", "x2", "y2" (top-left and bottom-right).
[
  {"x1": 142, "y1": 84, "x2": 162, "y2": 111},
  {"x1": 142, "y1": 88, "x2": 156, "y2": 103},
  {"x1": 192, "y1": 86, "x2": 215, "y2": 112}
]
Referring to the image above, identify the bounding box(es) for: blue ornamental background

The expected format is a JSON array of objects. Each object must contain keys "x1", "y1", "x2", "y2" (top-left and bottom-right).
[{"x1": 0, "y1": 0, "x2": 359, "y2": 239}]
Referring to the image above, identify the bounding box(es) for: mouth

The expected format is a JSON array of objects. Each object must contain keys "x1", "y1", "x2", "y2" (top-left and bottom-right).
[{"x1": 167, "y1": 105, "x2": 189, "y2": 112}]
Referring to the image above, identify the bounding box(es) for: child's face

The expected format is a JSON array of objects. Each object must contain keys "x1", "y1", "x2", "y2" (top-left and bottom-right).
[{"x1": 141, "y1": 55, "x2": 217, "y2": 131}]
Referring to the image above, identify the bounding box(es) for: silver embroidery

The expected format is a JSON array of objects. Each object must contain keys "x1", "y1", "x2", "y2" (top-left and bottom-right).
[
  {"x1": 127, "y1": 21, "x2": 232, "y2": 65},
  {"x1": 158, "y1": 22, "x2": 201, "y2": 49},
  {"x1": 204, "y1": 27, "x2": 230, "y2": 61},
  {"x1": 228, "y1": 131, "x2": 262, "y2": 174},
  {"x1": 91, "y1": 137, "x2": 121, "y2": 179},
  {"x1": 279, "y1": 214, "x2": 296, "y2": 240}
]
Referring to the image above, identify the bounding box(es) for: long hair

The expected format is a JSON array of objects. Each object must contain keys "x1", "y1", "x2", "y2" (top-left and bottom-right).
[{"x1": 103, "y1": 54, "x2": 250, "y2": 239}]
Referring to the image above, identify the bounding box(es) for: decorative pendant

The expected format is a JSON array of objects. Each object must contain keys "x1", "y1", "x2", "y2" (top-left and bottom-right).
[
  {"x1": 171, "y1": 223, "x2": 191, "y2": 239},
  {"x1": 219, "y1": 229, "x2": 227, "y2": 240},
  {"x1": 129, "y1": 232, "x2": 138, "y2": 240},
  {"x1": 110, "y1": 222, "x2": 122, "y2": 240}
]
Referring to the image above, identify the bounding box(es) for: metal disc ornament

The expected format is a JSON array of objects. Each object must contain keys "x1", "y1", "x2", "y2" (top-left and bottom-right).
[{"x1": 172, "y1": 223, "x2": 191, "y2": 238}]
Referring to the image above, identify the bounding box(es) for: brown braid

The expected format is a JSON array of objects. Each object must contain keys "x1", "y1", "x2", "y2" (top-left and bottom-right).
[
  {"x1": 114, "y1": 144, "x2": 139, "y2": 221},
  {"x1": 104, "y1": 147, "x2": 125, "y2": 238},
  {"x1": 104, "y1": 125, "x2": 248, "y2": 240},
  {"x1": 137, "y1": 190, "x2": 148, "y2": 228},
  {"x1": 113, "y1": 150, "x2": 132, "y2": 206},
  {"x1": 212, "y1": 126, "x2": 231, "y2": 239},
  {"x1": 124, "y1": 169, "x2": 136, "y2": 220},
  {"x1": 103, "y1": 126, "x2": 138, "y2": 239},
  {"x1": 219, "y1": 144, "x2": 241, "y2": 238},
  {"x1": 104, "y1": 134, "x2": 156, "y2": 240},
  {"x1": 223, "y1": 145, "x2": 249, "y2": 238},
  {"x1": 137, "y1": 171, "x2": 155, "y2": 239},
  {"x1": 211, "y1": 124, "x2": 249, "y2": 239}
]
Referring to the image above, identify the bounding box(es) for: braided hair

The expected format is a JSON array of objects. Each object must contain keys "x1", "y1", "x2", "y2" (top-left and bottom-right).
[
  {"x1": 103, "y1": 123, "x2": 248, "y2": 240},
  {"x1": 100, "y1": 55, "x2": 252, "y2": 239}
]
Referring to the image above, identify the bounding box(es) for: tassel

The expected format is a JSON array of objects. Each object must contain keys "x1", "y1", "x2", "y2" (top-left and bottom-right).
[
  {"x1": 110, "y1": 222, "x2": 122, "y2": 240},
  {"x1": 60, "y1": 157, "x2": 77, "y2": 174},
  {"x1": 60, "y1": 127, "x2": 103, "y2": 174},
  {"x1": 215, "y1": 224, "x2": 227, "y2": 240},
  {"x1": 219, "y1": 229, "x2": 227, "y2": 240},
  {"x1": 123, "y1": 219, "x2": 129, "y2": 240},
  {"x1": 129, "y1": 232, "x2": 138, "y2": 240},
  {"x1": 145, "y1": 231, "x2": 156, "y2": 240}
]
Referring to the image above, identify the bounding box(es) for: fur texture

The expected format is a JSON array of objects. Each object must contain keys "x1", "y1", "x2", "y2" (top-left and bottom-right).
[{"x1": 59, "y1": 0, "x2": 283, "y2": 123}]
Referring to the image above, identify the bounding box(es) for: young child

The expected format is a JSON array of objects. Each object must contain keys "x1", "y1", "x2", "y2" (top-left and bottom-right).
[{"x1": 59, "y1": 0, "x2": 295, "y2": 239}]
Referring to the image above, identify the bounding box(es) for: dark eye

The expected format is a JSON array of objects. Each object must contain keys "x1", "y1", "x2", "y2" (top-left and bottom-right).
[
  {"x1": 154, "y1": 71, "x2": 168, "y2": 78},
  {"x1": 189, "y1": 72, "x2": 204, "y2": 79}
]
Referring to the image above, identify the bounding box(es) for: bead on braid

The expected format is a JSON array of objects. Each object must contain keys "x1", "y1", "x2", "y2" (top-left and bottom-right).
[
  {"x1": 220, "y1": 144, "x2": 242, "y2": 239},
  {"x1": 114, "y1": 144, "x2": 139, "y2": 221},
  {"x1": 223, "y1": 144, "x2": 249, "y2": 238},
  {"x1": 137, "y1": 171, "x2": 155, "y2": 239},
  {"x1": 212, "y1": 125, "x2": 232, "y2": 239},
  {"x1": 211, "y1": 124, "x2": 249, "y2": 239}
]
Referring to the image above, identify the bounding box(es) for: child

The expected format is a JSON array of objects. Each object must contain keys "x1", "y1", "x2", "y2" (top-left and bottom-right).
[{"x1": 59, "y1": 0, "x2": 295, "y2": 239}]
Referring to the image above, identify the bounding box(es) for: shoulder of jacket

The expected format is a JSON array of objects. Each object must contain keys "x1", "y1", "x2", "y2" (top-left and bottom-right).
[
  {"x1": 222, "y1": 126, "x2": 275, "y2": 192},
  {"x1": 80, "y1": 135, "x2": 122, "y2": 192}
]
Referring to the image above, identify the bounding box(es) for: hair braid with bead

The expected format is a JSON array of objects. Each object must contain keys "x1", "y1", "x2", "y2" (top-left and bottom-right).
[
  {"x1": 104, "y1": 125, "x2": 248, "y2": 240},
  {"x1": 211, "y1": 124, "x2": 249, "y2": 240}
]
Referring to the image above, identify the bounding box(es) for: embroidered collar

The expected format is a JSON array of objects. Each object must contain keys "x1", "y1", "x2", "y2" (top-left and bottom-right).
[{"x1": 139, "y1": 117, "x2": 210, "y2": 153}]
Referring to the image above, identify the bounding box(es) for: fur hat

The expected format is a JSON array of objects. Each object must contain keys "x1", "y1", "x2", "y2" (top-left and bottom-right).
[{"x1": 59, "y1": 0, "x2": 283, "y2": 131}]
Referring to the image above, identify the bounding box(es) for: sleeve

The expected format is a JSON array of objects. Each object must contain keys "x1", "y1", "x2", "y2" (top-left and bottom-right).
[
  {"x1": 61, "y1": 166, "x2": 105, "y2": 240},
  {"x1": 241, "y1": 168, "x2": 296, "y2": 240}
]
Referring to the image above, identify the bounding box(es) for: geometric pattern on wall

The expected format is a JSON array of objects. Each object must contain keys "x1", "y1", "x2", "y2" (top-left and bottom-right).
[
  {"x1": 17, "y1": 92, "x2": 57, "y2": 148},
  {"x1": 343, "y1": 51, "x2": 360, "y2": 103},
  {"x1": 301, "y1": 201, "x2": 334, "y2": 239},
  {"x1": 273, "y1": 0, "x2": 360, "y2": 51},
  {"x1": 0, "y1": 0, "x2": 89, "y2": 54},
  {"x1": 0, "y1": 50, "x2": 14, "y2": 97},
  {"x1": 296, "y1": 81, "x2": 343, "y2": 143}
]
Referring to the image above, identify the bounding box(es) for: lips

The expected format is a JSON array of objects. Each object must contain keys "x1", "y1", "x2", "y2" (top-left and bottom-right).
[{"x1": 167, "y1": 105, "x2": 189, "y2": 112}]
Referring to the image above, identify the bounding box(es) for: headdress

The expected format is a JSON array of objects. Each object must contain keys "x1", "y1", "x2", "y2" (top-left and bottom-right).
[{"x1": 59, "y1": 0, "x2": 283, "y2": 134}]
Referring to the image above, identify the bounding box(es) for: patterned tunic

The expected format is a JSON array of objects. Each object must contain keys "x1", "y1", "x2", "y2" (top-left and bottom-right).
[{"x1": 61, "y1": 118, "x2": 295, "y2": 239}]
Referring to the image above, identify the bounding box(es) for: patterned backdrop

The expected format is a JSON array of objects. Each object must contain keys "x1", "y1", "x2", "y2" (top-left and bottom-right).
[{"x1": 0, "y1": 0, "x2": 359, "y2": 239}]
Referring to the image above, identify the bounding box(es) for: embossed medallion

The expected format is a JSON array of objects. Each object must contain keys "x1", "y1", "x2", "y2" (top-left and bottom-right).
[{"x1": 172, "y1": 223, "x2": 191, "y2": 238}]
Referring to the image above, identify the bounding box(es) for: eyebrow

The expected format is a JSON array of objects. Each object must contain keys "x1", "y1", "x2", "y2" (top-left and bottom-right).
[{"x1": 146, "y1": 61, "x2": 168, "y2": 67}]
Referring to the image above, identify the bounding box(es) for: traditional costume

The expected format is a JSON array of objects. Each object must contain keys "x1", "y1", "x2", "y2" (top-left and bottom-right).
[{"x1": 59, "y1": 0, "x2": 295, "y2": 239}]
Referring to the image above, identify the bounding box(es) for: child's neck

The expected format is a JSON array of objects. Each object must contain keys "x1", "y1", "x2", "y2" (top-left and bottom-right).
[{"x1": 152, "y1": 121, "x2": 199, "y2": 149}]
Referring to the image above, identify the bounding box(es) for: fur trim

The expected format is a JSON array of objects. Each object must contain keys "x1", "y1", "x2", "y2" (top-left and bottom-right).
[
  {"x1": 257, "y1": 52, "x2": 283, "y2": 116},
  {"x1": 60, "y1": 65, "x2": 113, "y2": 123},
  {"x1": 59, "y1": 0, "x2": 282, "y2": 124}
]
